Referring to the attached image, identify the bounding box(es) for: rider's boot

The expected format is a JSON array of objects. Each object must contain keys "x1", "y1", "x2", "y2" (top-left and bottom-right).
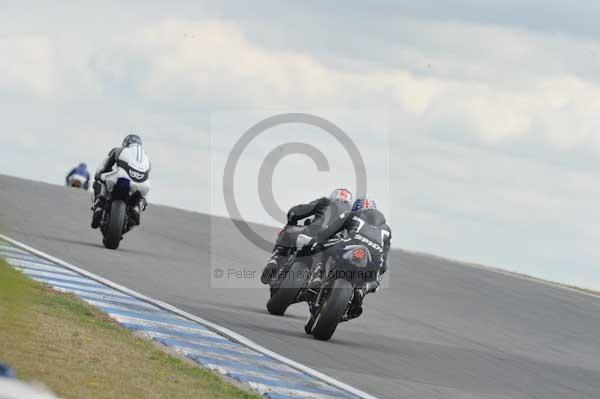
[
  {"x1": 305, "y1": 262, "x2": 324, "y2": 302},
  {"x1": 304, "y1": 314, "x2": 315, "y2": 335},
  {"x1": 129, "y1": 196, "x2": 145, "y2": 226},
  {"x1": 347, "y1": 287, "x2": 365, "y2": 319},
  {"x1": 130, "y1": 204, "x2": 140, "y2": 226},
  {"x1": 261, "y1": 245, "x2": 287, "y2": 284},
  {"x1": 347, "y1": 281, "x2": 379, "y2": 319},
  {"x1": 91, "y1": 196, "x2": 105, "y2": 229}
]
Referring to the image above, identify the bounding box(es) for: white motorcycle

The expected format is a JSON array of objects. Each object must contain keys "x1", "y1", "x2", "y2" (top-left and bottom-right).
[{"x1": 97, "y1": 147, "x2": 150, "y2": 249}]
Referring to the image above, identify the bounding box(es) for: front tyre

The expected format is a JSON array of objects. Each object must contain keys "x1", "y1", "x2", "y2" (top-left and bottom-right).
[
  {"x1": 312, "y1": 279, "x2": 353, "y2": 341},
  {"x1": 103, "y1": 200, "x2": 127, "y2": 250},
  {"x1": 266, "y1": 262, "x2": 309, "y2": 316}
]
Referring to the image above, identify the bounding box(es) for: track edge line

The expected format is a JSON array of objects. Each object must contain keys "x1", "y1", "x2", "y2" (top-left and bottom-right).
[{"x1": 0, "y1": 233, "x2": 379, "y2": 399}]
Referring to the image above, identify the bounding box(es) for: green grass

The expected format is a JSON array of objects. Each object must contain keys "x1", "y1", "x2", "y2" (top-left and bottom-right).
[{"x1": 0, "y1": 259, "x2": 260, "y2": 399}]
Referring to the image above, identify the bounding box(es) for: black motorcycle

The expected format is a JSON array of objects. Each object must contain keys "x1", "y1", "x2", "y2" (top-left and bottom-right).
[
  {"x1": 265, "y1": 218, "x2": 316, "y2": 316},
  {"x1": 265, "y1": 246, "x2": 313, "y2": 316},
  {"x1": 304, "y1": 241, "x2": 377, "y2": 341}
]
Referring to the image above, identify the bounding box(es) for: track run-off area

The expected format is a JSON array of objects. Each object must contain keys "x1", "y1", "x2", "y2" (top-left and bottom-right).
[{"x1": 1, "y1": 174, "x2": 599, "y2": 399}]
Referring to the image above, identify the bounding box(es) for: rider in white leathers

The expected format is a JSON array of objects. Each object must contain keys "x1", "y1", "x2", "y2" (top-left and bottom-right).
[{"x1": 91, "y1": 134, "x2": 151, "y2": 229}]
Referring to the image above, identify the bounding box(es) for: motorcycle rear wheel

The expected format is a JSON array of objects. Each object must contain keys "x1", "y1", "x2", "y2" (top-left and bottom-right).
[
  {"x1": 266, "y1": 262, "x2": 309, "y2": 316},
  {"x1": 312, "y1": 279, "x2": 353, "y2": 341}
]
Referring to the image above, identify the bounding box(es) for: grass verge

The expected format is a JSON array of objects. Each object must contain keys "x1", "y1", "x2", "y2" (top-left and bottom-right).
[{"x1": 0, "y1": 259, "x2": 259, "y2": 399}]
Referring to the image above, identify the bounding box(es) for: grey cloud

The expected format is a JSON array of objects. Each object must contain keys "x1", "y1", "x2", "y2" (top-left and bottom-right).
[{"x1": 1, "y1": 2, "x2": 599, "y2": 289}]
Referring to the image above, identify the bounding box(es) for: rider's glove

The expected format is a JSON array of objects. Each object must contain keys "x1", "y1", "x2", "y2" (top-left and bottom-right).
[
  {"x1": 295, "y1": 234, "x2": 315, "y2": 250},
  {"x1": 310, "y1": 241, "x2": 323, "y2": 253}
]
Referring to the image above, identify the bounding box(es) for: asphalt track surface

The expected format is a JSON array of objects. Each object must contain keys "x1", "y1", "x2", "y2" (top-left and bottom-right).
[{"x1": 1, "y1": 174, "x2": 599, "y2": 399}]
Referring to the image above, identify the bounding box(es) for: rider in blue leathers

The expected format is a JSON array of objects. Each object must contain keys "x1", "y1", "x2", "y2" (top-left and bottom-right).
[{"x1": 65, "y1": 163, "x2": 90, "y2": 190}]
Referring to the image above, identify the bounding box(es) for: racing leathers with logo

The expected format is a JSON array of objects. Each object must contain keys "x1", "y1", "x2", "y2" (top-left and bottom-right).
[
  {"x1": 302, "y1": 202, "x2": 391, "y2": 318},
  {"x1": 91, "y1": 134, "x2": 150, "y2": 229},
  {"x1": 261, "y1": 188, "x2": 353, "y2": 284}
]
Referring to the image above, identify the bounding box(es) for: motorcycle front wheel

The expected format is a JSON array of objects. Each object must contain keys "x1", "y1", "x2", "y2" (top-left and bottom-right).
[{"x1": 102, "y1": 200, "x2": 127, "y2": 250}]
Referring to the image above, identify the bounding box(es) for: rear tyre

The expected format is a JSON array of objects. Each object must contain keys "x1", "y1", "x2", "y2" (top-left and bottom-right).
[
  {"x1": 312, "y1": 279, "x2": 353, "y2": 341},
  {"x1": 266, "y1": 262, "x2": 309, "y2": 316},
  {"x1": 103, "y1": 200, "x2": 127, "y2": 250}
]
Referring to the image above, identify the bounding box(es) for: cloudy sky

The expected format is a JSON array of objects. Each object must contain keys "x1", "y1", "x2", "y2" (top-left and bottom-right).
[{"x1": 1, "y1": 1, "x2": 599, "y2": 289}]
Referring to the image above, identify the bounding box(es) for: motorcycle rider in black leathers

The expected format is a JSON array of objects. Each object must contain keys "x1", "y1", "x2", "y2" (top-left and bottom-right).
[
  {"x1": 301, "y1": 197, "x2": 391, "y2": 318},
  {"x1": 91, "y1": 134, "x2": 150, "y2": 229},
  {"x1": 261, "y1": 188, "x2": 353, "y2": 284}
]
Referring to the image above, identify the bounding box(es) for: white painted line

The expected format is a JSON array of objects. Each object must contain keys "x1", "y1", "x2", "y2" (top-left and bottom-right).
[
  {"x1": 4, "y1": 259, "x2": 78, "y2": 275},
  {"x1": 206, "y1": 363, "x2": 304, "y2": 381},
  {"x1": 203, "y1": 357, "x2": 301, "y2": 375},
  {"x1": 200, "y1": 353, "x2": 302, "y2": 374},
  {"x1": 1, "y1": 251, "x2": 53, "y2": 263},
  {"x1": 10, "y1": 262, "x2": 80, "y2": 276},
  {"x1": 169, "y1": 345, "x2": 266, "y2": 364},
  {"x1": 248, "y1": 382, "x2": 342, "y2": 399},
  {"x1": 63, "y1": 289, "x2": 159, "y2": 309},
  {"x1": 0, "y1": 244, "x2": 29, "y2": 254},
  {"x1": 165, "y1": 340, "x2": 264, "y2": 358},
  {"x1": 0, "y1": 234, "x2": 377, "y2": 399},
  {"x1": 21, "y1": 269, "x2": 101, "y2": 285},
  {"x1": 145, "y1": 331, "x2": 262, "y2": 356},
  {"x1": 132, "y1": 323, "x2": 222, "y2": 340},
  {"x1": 34, "y1": 279, "x2": 131, "y2": 298},
  {"x1": 110, "y1": 314, "x2": 215, "y2": 335},
  {"x1": 82, "y1": 299, "x2": 156, "y2": 314},
  {"x1": 140, "y1": 329, "x2": 234, "y2": 345}
]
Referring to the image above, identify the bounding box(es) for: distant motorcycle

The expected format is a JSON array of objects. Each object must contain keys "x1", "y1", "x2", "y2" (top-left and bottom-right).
[
  {"x1": 66, "y1": 162, "x2": 90, "y2": 190},
  {"x1": 66, "y1": 173, "x2": 88, "y2": 189},
  {"x1": 96, "y1": 161, "x2": 149, "y2": 250}
]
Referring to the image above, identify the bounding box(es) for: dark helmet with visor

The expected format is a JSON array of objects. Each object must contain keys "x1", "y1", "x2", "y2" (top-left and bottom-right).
[{"x1": 122, "y1": 134, "x2": 142, "y2": 147}]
